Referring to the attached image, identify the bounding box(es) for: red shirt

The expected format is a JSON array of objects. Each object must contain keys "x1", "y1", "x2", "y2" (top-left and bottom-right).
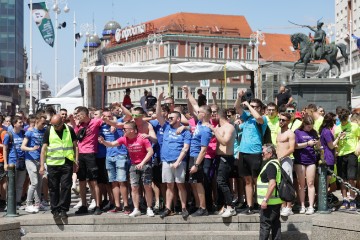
[
  {"x1": 122, "y1": 95, "x2": 132, "y2": 108},
  {"x1": 116, "y1": 134, "x2": 152, "y2": 165}
]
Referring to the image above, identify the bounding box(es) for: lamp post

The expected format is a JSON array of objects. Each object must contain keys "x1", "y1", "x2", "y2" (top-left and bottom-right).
[
  {"x1": 80, "y1": 23, "x2": 96, "y2": 67},
  {"x1": 147, "y1": 33, "x2": 163, "y2": 94},
  {"x1": 249, "y1": 30, "x2": 266, "y2": 100},
  {"x1": 45, "y1": 0, "x2": 70, "y2": 96}
]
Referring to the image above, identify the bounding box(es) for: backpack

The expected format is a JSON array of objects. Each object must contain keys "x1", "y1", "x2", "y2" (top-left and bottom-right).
[
  {"x1": 256, "y1": 123, "x2": 272, "y2": 144},
  {"x1": 271, "y1": 161, "x2": 296, "y2": 202}
]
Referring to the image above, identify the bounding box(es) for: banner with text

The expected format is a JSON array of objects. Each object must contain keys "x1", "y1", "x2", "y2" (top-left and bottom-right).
[{"x1": 29, "y1": 2, "x2": 55, "y2": 47}]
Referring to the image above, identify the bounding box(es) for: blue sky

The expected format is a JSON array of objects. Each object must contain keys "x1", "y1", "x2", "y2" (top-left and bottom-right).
[{"x1": 23, "y1": 0, "x2": 334, "y2": 95}]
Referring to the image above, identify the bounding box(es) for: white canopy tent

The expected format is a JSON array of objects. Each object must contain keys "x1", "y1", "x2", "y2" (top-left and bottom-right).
[{"x1": 84, "y1": 61, "x2": 258, "y2": 107}]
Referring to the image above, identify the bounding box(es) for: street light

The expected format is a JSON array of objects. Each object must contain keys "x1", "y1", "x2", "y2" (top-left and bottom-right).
[
  {"x1": 147, "y1": 33, "x2": 164, "y2": 94},
  {"x1": 45, "y1": 0, "x2": 70, "y2": 96},
  {"x1": 80, "y1": 23, "x2": 96, "y2": 67},
  {"x1": 249, "y1": 30, "x2": 266, "y2": 100}
]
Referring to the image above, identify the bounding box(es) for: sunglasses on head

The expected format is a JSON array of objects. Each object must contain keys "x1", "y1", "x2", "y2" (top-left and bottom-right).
[
  {"x1": 286, "y1": 109, "x2": 295, "y2": 113},
  {"x1": 131, "y1": 113, "x2": 143, "y2": 118}
]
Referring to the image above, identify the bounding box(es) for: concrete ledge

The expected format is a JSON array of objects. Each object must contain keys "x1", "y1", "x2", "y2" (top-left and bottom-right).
[{"x1": 0, "y1": 219, "x2": 20, "y2": 240}]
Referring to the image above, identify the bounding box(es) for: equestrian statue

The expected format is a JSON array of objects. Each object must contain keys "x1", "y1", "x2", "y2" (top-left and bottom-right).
[{"x1": 289, "y1": 19, "x2": 348, "y2": 79}]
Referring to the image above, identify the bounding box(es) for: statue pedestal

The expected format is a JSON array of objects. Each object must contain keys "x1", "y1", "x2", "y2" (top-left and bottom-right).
[{"x1": 287, "y1": 78, "x2": 354, "y2": 111}]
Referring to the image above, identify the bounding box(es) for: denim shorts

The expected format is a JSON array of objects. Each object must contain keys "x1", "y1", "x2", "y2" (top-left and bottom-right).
[
  {"x1": 106, "y1": 154, "x2": 128, "y2": 183},
  {"x1": 129, "y1": 164, "x2": 152, "y2": 187}
]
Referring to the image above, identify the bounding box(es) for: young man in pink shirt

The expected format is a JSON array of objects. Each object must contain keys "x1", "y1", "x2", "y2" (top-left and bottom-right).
[{"x1": 99, "y1": 121, "x2": 154, "y2": 217}]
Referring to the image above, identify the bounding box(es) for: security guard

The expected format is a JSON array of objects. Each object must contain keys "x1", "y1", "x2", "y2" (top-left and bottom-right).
[
  {"x1": 257, "y1": 144, "x2": 283, "y2": 240},
  {"x1": 40, "y1": 114, "x2": 78, "y2": 219}
]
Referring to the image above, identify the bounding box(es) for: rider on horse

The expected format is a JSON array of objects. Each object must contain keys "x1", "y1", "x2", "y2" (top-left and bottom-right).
[{"x1": 306, "y1": 20, "x2": 326, "y2": 60}]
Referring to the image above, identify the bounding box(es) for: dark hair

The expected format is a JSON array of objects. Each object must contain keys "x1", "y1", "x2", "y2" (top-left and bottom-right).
[
  {"x1": 306, "y1": 103, "x2": 317, "y2": 112},
  {"x1": 250, "y1": 98, "x2": 263, "y2": 108},
  {"x1": 171, "y1": 111, "x2": 181, "y2": 120},
  {"x1": 226, "y1": 108, "x2": 236, "y2": 115},
  {"x1": 60, "y1": 108, "x2": 67, "y2": 112},
  {"x1": 11, "y1": 116, "x2": 22, "y2": 126},
  {"x1": 338, "y1": 108, "x2": 350, "y2": 122},
  {"x1": 77, "y1": 106, "x2": 89, "y2": 116},
  {"x1": 124, "y1": 121, "x2": 137, "y2": 132},
  {"x1": 161, "y1": 105, "x2": 170, "y2": 113},
  {"x1": 45, "y1": 106, "x2": 56, "y2": 115},
  {"x1": 133, "y1": 107, "x2": 145, "y2": 114},
  {"x1": 298, "y1": 115, "x2": 318, "y2": 136},
  {"x1": 335, "y1": 106, "x2": 343, "y2": 115},
  {"x1": 319, "y1": 112, "x2": 336, "y2": 135},
  {"x1": 279, "y1": 112, "x2": 291, "y2": 120},
  {"x1": 267, "y1": 102, "x2": 278, "y2": 111},
  {"x1": 217, "y1": 108, "x2": 227, "y2": 119}
]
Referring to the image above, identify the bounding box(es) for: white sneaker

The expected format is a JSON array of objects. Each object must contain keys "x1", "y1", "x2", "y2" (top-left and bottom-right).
[
  {"x1": 34, "y1": 204, "x2": 47, "y2": 211},
  {"x1": 305, "y1": 207, "x2": 315, "y2": 215},
  {"x1": 88, "y1": 199, "x2": 96, "y2": 210},
  {"x1": 25, "y1": 205, "x2": 39, "y2": 213},
  {"x1": 299, "y1": 206, "x2": 306, "y2": 214},
  {"x1": 280, "y1": 207, "x2": 292, "y2": 217},
  {"x1": 73, "y1": 200, "x2": 82, "y2": 209},
  {"x1": 221, "y1": 207, "x2": 236, "y2": 218},
  {"x1": 146, "y1": 207, "x2": 155, "y2": 217},
  {"x1": 129, "y1": 208, "x2": 141, "y2": 217}
]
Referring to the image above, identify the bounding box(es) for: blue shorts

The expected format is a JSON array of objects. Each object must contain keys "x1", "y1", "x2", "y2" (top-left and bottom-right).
[{"x1": 106, "y1": 154, "x2": 128, "y2": 183}]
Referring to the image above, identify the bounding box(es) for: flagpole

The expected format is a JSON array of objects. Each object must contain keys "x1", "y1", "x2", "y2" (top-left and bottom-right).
[
  {"x1": 73, "y1": 11, "x2": 76, "y2": 78},
  {"x1": 29, "y1": 0, "x2": 33, "y2": 115}
]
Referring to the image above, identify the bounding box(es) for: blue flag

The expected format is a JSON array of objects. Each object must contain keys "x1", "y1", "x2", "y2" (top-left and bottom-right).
[{"x1": 352, "y1": 34, "x2": 360, "y2": 51}]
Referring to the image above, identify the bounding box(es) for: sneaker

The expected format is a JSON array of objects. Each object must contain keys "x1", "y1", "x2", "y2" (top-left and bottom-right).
[
  {"x1": 101, "y1": 200, "x2": 111, "y2": 212},
  {"x1": 191, "y1": 208, "x2": 208, "y2": 217},
  {"x1": 240, "y1": 206, "x2": 255, "y2": 215},
  {"x1": 25, "y1": 205, "x2": 39, "y2": 213},
  {"x1": 305, "y1": 207, "x2": 315, "y2": 215},
  {"x1": 154, "y1": 202, "x2": 160, "y2": 214},
  {"x1": 340, "y1": 200, "x2": 349, "y2": 210},
  {"x1": 160, "y1": 208, "x2": 171, "y2": 219},
  {"x1": 16, "y1": 202, "x2": 24, "y2": 210},
  {"x1": 349, "y1": 200, "x2": 357, "y2": 211},
  {"x1": 93, "y1": 206, "x2": 102, "y2": 215},
  {"x1": 299, "y1": 206, "x2": 306, "y2": 214},
  {"x1": 73, "y1": 200, "x2": 82, "y2": 209},
  {"x1": 129, "y1": 208, "x2": 141, "y2": 217},
  {"x1": 60, "y1": 211, "x2": 68, "y2": 219},
  {"x1": 75, "y1": 206, "x2": 88, "y2": 215},
  {"x1": 221, "y1": 207, "x2": 236, "y2": 218},
  {"x1": 107, "y1": 206, "x2": 121, "y2": 214},
  {"x1": 41, "y1": 200, "x2": 50, "y2": 207},
  {"x1": 88, "y1": 199, "x2": 96, "y2": 211},
  {"x1": 123, "y1": 206, "x2": 131, "y2": 215},
  {"x1": 34, "y1": 204, "x2": 47, "y2": 211},
  {"x1": 280, "y1": 207, "x2": 292, "y2": 217},
  {"x1": 147, "y1": 207, "x2": 155, "y2": 217},
  {"x1": 181, "y1": 208, "x2": 189, "y2": 218},
  {"x1": 52, "y1": 211, "x2": 60, "y2": 220}
]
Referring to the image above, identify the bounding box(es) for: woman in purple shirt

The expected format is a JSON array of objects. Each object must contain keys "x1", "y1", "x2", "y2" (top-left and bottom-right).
[{"x1": 294, "y1": 116, "x2": 320, "y2": 215}]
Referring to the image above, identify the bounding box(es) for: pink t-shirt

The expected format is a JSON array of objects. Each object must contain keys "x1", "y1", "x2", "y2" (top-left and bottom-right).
[
  {"x1": 205, "y1": 119, "x2": 218, "y2": 159},
  {"x1": 75, "y1": 118, "x2": 103, "y2": 154},
  {"x1": 116, "y1": 134, "x2": 152, "y2": 165}
]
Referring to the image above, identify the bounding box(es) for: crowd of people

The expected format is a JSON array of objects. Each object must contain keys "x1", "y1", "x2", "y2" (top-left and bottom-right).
[{"x1": 0, "y1": 85, "x2": 359, "y2": 238}]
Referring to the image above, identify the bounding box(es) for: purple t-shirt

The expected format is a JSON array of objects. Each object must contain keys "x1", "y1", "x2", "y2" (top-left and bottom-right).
[
  {"x1": 320, "y1": 128, "x2": 335, "y2": 166},
  {"x1": 294, "y1": 129, "x2": 317, "y2": 165}
]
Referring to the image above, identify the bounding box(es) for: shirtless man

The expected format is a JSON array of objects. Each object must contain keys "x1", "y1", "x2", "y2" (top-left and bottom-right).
[
  {"x1": 276, "y1": 112, "x2": 295, "y2": 217},
  {"x1": 206, "y1": 109, "x2": 236, "y2": 218}
]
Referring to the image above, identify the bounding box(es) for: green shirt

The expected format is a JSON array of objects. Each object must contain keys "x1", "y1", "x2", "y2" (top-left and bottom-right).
[
  {"x1": 334, "y1": 122, "x2": 360, "y2": 156},
  {"x1": 289, "y1": 119, "x2": 302, "y2": 132},
  {"x1": 266, "y1": 116, "x2": 280, "y2": 146},
  {"x1": 314, "y1": 116, "x2": 324, "y2": 134}
]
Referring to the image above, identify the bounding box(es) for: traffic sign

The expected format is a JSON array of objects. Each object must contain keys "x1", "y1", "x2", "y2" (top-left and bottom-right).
[{"x1": 200, "y1": 80, "x2": 210, "y2": 88}]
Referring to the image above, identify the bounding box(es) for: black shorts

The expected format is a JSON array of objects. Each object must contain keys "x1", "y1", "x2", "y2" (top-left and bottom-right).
[
  {"x1": 337, "y1": 153, "x2": 358, "y2": 180},
  {"x1": 238, "y1": 152, "x2": 263, "y2": 178},
  {"x1": 229, "y1": 158, "x2": 239, "y2": 178},
  {"x1": 96, "y1": 157, "x2": 108, "y2": 184},
  {"x1": 326, "y1": 165, "x2": 335, "y2": 176},
  {"x1": 0, "y1": 163, "x2": 6, "y2": 181},
  {"x1": 188, "y1": 157, "x2": 204, "y2": 183},
  {"x1": 77, "y1": 153, "x2": 98, "y2": 181},
  {"x1": 152, "y1": 157, "x2": 162, "y2": 184}
]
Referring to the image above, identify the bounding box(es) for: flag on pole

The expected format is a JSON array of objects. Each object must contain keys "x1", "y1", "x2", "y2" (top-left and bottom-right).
[
  {"x1": 351, "y1": 34, "x2": 360, "y2": 52},
  {"x1": 75, "y1": 33, "x2": 81, "y2": 47},
  {"x1": 28, "y1": 2, "x2": 55, "y2": 47}
]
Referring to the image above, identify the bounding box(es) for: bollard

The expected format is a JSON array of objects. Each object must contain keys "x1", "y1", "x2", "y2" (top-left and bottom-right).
[
  {"x1": 5, "y1": 164, "x2": 18, "y2": 217},
  {"x1": 317, "y1": 148, "x2": 330, "y2": 214}
]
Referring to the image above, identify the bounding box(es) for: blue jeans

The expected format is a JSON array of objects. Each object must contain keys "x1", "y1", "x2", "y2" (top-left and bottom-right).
[{"x1": 106, "y1": 155, "x2": 128, "y2": 182}]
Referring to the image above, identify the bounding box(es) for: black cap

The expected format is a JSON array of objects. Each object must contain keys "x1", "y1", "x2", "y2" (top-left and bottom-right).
[{"x1": 125, "y1": 88, "x2": 131, "y2": 92}]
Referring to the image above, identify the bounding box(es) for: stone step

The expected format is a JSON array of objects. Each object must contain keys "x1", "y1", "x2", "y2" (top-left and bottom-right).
[{"x1": 22, "y1": 230, "x2": 311, "y2": 240}]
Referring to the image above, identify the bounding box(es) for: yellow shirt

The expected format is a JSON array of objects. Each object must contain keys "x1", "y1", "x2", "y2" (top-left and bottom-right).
[
  {"x1": 266, "y1": 116, "x2": 280, "y2": 145},
  {"x1": 314, "y1": 116, "x2": 324, "y2": 134},
  {"x1": 334, "y1": 122, "x2": 360, "y2": 156}
]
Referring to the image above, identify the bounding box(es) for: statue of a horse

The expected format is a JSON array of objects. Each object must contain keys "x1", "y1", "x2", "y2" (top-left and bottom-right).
[{"x1": 290, "y1": 33, "x2": 348, "y2": 78}]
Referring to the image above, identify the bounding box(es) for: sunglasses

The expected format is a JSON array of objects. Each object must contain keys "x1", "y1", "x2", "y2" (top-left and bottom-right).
[
  {"x1": 250, "y1": 105, "x2": 260, "y2": 108},
  {"x1": 286, "y1": 110, "x2": 295, "y2": 113},
  {"x1": 131, "y1": 114, "x2": 143, "y2": 118},
  {"x1": 279, "y1": 118, "x2": 289, "y2": 122},
  {"x1": 168, "y1": 117, "x2": 176, "y2": 120},
  {"x1": 227, "y1": 115, "x2": 232, "y2": 118}
]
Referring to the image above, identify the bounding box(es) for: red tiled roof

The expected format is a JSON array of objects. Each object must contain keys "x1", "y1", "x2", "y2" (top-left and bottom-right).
[
  {"x1": 258, "y1": 33, "x2": 299, "y2": 62},
  {"x1": 148, "y1": 12, "x2": 253, "y2": 38}
]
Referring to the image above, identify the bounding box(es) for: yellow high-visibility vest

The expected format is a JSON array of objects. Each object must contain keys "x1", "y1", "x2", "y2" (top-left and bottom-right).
[{"x1": 46, "y1": 124, "x2": 74, "y2": 166}]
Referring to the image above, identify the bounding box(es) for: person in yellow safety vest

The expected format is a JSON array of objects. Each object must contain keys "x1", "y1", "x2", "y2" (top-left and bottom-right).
[
  {"x1": 40, "y1": 114, "x2": 78, "y2": 220},
  {"x1": 257, "y1": 143, "x2": 283, "y2": 240}
]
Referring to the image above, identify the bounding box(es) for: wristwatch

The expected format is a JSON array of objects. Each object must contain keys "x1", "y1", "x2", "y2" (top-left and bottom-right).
[
  {"x1": 263, "y1": 198, "x2": 268, "y2": 203},
  {"x1": 194, "y1": 163, "x2": 199, "y2": 168}
]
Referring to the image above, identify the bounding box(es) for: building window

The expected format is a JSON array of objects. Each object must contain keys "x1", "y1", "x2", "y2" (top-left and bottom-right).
[
  {"x1": 143, "y1": 49, "x2": 147, "y2": 61},
  {"x1": 246, "y1": 48, "x2": 252, "y2": 60},
  {"x1": 204, "y1": 46, "x2": 210, "y2": 58},
  {"x1": 262, "y1": 74, "x2": 266, "y2": 81},
  {"x1": 155, "y1": 47, "x2": 159, "y2": 59},
  {"x1": 233, "y1": 47, "x2": 239, "y2": 59},
  {"x1": 218, "y1": 91, "x2": 223, "y2": 100},
  {"x1": 177, "y1": 87, "x2": 183, "y2": 99},
  {"x1": 149, "y1": 48, "x2": 153, "y2": 59},
  {"x1": 274, "y1": 74, "x2": 278, "y2": 82},
  {"x1": 190, "y1": 45, "x2": 196, "y2": 58},
  {"x1": 218, "y1": 47, "x2": 224, "y2": 59},
  {"x1": 232, "y1": 88, "x2": 238, "y2": 99},
  {"x1": 273, "y1": 89, "x2": 278, "y2": 97},
  {"x1": 262, "y1": 90, "x2": 266, "y2": 101},
  {"x1": 138, "y1": 50, "x2": 141, "y2": 62},
  {"x1": 168, "y1": 44, "x2": 177, "y2": 57},
  {"x1": 191, "y1": 87, "x2": 195, "y2": 97}
]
